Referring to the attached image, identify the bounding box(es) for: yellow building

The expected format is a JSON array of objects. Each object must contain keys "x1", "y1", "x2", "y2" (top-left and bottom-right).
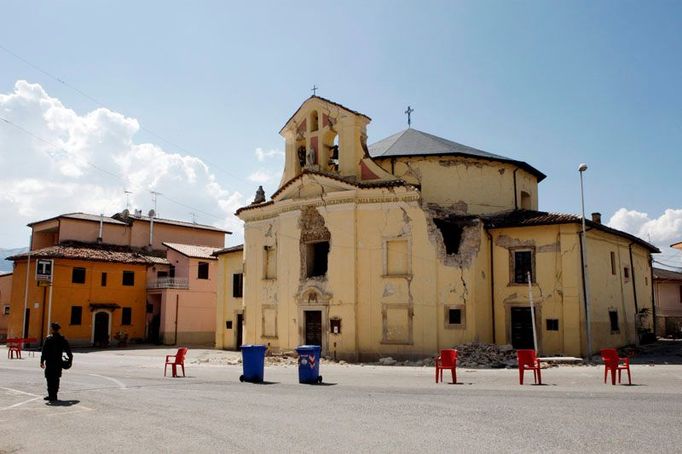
[
  {"x1": 0, "y1": 272, "x2": 12, "y2": 340},
  {"x1": 218, "y1": 96, "x2": 658, "y2": 360},
  {"x1": 213, "y1": 245, "x2": 244, "y2": 350}
]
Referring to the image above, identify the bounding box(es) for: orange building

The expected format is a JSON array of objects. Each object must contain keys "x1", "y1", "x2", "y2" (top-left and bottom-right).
[
  {"x1": 6, "y1": 211, "x2": 228, "y2": 346},
  {"x1": 8, "y1": 246, "x2": 150, "y2": 345}
]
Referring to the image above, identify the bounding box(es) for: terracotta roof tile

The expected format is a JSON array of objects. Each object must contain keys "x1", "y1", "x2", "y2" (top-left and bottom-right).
[
  {"x1": 483, "y1": 210, "x2": 660, "y2": 253},
  {"x1": 236, "y1": 170, "x2": 408, "y2": 215},
  {"x1": 653, "y1": 267, "x2": 682, "y2": 281},
  {"x1": 163, "y1": 242, "x2": 221, "y2": 260},
  {"x1": 213, "y1": 244, "x2": 244, "y2": 256},
  {"x1": 7, "y1": 242, "x2": 169, "y2": 265}
]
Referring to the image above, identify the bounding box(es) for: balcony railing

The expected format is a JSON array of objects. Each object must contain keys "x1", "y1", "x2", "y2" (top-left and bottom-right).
[{"x1": 148, "y1": 277, "x2": 189, "y2": 289}]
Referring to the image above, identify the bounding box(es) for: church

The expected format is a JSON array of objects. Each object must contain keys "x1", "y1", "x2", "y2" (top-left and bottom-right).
[{"x1": 219, "y1": 95, "x2": 657, "y2": 361}]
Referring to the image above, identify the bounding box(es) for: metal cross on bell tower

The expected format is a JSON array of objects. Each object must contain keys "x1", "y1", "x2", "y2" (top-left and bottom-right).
[
  {"x1": 311, "y1": 85, "x2": 318, "y2": 96},
  {"x1": 405, "y1": 105, "x2": 414, "y2": 127}
]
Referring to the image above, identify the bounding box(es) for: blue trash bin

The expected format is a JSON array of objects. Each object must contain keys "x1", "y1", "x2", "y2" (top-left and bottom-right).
[
  {"x1": 240, "y1": 344, "x2": 267, "y2": 383},
  {"x1": 295, "y1": 345, "x2": 322, "y2": 384}
]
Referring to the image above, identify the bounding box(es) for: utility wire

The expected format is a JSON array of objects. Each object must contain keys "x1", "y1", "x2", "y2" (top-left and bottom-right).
[
  {"x1": 0, "y1": 115, "x2": 126, "y2": 181},
  {"x1": 0, "y1": 115, "x2": 227, "y2": 222},
  {"x1": 653, "y1": 259, "x2": 682, "y2": 269},
  {"x1": 0, "y1": 43, "x2": 255, "y2": 186}
]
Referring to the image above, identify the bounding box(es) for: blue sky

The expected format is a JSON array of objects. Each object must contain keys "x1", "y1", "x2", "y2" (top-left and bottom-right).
[{"x1": 0, "y1": 1, "x2": 681, "y2": 264}]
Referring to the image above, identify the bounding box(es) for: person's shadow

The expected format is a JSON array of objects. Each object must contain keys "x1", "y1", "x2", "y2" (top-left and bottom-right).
[{"x1": 46, "y1": 400, "x2": 80, "y2": 407}]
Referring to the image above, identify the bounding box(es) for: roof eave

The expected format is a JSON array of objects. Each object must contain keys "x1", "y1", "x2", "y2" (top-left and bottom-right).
[
  {"x1": 279, "y1": 95, "x2": 371, "y2": 135},
  {"x1": 372, "y1": 152, "x2": 546, "y2": 182}
]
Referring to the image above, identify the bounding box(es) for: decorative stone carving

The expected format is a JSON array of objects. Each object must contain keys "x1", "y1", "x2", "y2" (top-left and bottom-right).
[
  {"x1": 306, "y1": 147, "x2": 317, "y2": 167},
  {"x1": 252, "y1": 185, "x2": 266, "y2": 204}
]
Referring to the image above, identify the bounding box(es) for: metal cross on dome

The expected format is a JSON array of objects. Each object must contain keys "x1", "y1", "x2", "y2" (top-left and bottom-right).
[{"x1": 405, "y1": 105, "x2": 414, "y2": 127}]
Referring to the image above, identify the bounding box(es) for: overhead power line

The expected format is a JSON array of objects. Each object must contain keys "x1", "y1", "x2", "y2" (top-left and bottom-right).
[
  {"x1": 0, "y1": 43, "x2": 255, "y2": 186},
  {"x1": 0, "y1": 115, "x2": 226, "y2": 222}
]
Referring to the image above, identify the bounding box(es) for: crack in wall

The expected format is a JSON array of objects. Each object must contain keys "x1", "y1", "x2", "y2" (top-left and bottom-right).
[{"x1": 459, "y1": 267, "x2": 469, "y2": 305}]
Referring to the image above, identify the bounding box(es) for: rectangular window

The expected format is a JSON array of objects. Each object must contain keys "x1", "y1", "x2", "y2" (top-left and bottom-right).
[
  {"x1": 386, "y1": 239, "x2": 409, "y2": 275},
  {"x1": 232, "y1": 273, "x2": 243, "y2": 298},
  {"x1": 609, "y1": 310, "x2": 620, "y2": 333},
  {"x1": 101, "y1": 272, "x2": 107, "y2": 287},
  {"x1": 225, "y1": 320, "x2": 233, "y2": 330},
  {"x1": 122, "y1": 271, "x2": 135, "y2": 286},
  {"x1": 72, "y1": 267, "x2": 86, "y2": 284},
  {"x1": 70, "y1": 306, "x2": 82, "y2": 325},
  {"x1": 610, "y1": 252, "x2": 616, "y2": 275},
  {"x1": 448, "y1": 309, "x2": 462, "y2": 325},
  {"x1": 157, "y1": 270, "x2": 168, "y2": 279},
  {"x1": 264, "y1": 246, "x2": 277, "y2": 279},
  {"x1": 198, "y1": 261, "x2": 209, "y2": 280},
  {"x1": 121, "y1": 307, "x2": 132, "y2": 326},
  {"x1": 3, "y1": 305, "x2": 9, "y2": 316},
  {"x1": 513, "y1": 250, "x2": 533, "y2": 284},
  {"x1": 306, "y1": 241, "x2": 329, "y2": 278},
  {"x1": 546, "y1": 319, "x2": 559, "y2": 331}
]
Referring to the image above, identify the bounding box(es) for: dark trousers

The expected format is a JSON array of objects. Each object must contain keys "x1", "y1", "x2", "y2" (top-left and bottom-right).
[{"x1": 45, "y1": 366, "x2": 62, "y2": 400}]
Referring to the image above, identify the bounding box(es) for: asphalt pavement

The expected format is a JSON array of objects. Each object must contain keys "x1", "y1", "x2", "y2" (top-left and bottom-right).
[{"x1": 1, "y1": 347, "x2": 681, "y2": 453}]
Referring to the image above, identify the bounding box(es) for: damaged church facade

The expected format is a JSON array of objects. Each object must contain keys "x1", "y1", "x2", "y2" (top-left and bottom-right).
[{"x1": 233, "y1": 96, "x2": 657, "y2": 361}]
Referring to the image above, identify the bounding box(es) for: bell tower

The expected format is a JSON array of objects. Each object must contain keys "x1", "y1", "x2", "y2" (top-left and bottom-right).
[{"x1": 278, "y1": 96, "x2": 377, "y2": 187}]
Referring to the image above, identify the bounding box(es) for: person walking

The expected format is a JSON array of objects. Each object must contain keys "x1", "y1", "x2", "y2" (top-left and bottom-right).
[{"x1": 40, "y1": 322, "x2": 73, "y2": 402}]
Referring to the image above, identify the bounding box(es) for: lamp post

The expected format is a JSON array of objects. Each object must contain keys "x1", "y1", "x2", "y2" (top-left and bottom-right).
[{"x1": 578, "y1": 163, "x2": 593, "y2": 361}]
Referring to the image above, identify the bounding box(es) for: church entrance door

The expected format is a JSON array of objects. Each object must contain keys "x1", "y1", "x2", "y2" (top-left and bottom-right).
[
  {"x1": 304, "y1": 310, "x2": 322, "y2": 348},
  {"x1": 510, "y1": 307, "x2": 534, "y2": 349}
]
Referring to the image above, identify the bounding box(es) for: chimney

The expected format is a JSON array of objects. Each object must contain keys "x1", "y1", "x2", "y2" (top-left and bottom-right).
[
  {"x1": 97, "y1": 213, "x2": 104, "y2": 243},
  {"x1": 591, "y1": 212, "x2": 602, "y2": 224}
]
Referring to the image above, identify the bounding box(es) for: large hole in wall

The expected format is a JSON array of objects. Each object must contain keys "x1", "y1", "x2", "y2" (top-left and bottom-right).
[
  {"x1": 433, "y1": 219, "x2": 465, "y2": 255},
  {"x1": 306, "y1": 241, "x2": 329, "y2": 277}
]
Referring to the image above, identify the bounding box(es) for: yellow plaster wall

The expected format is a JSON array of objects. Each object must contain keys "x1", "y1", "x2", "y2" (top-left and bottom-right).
[
  {"x1": 489, "y1": 224, "x2": 654, "y2": 357},
  {"x1": 374, "y1": 156, "x2": 538, "y2": 214},
  {"x1": 239, "y1": 184, "x2": 493, "y2": 361},
  {"x1": 215, "y1": 250, "x2": 244, "y2": 349},
  {"x1": 7, "y1": 258, "x2": 147, "y2": 345}
]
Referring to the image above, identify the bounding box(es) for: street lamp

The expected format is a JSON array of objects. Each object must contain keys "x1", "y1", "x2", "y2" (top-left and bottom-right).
[{"x1": 578, "y1": 163, "x2": 593, "y2": 360}]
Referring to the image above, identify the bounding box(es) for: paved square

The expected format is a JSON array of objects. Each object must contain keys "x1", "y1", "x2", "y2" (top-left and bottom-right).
[{"x1": 2, "y1": 347, "x2": 682, "y2": 453}]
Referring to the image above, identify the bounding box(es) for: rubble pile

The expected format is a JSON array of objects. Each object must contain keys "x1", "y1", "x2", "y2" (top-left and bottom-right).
[
  {"x1": 266, "y1": 351, "x2": 298, "y2": 366},
  {"x1": 453, "y1": 342, "x2": 516, "y2": 369},
  {"x1": 377, "y1": 343, "x2": 517, "y2": 369}
]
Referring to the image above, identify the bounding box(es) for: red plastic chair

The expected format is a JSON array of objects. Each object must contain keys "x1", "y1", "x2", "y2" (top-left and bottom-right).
[
  {"x1": 600, "y1": 348, "x2": 631, "y2": 385},
  {"x1": 435, "y1": 349, "x2": 458, "y2": 384},
  {"x1": 164, "y1": 347, "x2": 188, "y2": 377},
  {"x1": 7, "y1": 338, "x2": 22, "y2": 359},
  {"x1": 517, "y1": 349, "x2": 542, "y2": 385}
]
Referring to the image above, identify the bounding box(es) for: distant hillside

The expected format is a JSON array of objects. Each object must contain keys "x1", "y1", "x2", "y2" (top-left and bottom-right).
[{"x1": 0, "y1": 247, "x2": 27, "y2": 273}]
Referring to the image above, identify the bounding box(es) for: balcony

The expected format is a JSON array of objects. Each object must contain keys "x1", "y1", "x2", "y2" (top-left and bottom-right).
[{"x1": 148, "y1": 277, "x2": 189, "y2": 289}]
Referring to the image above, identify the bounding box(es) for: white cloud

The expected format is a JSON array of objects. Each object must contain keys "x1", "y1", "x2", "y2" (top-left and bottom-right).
[
  {"x1": 255, "y1": 147, "x2": 284, "y2": 162},
  {"x1": 608, "y1": 208, "x2": 682, "y2": 269},
  {"x1": 247, "y1": 169, "x2": 276, "y2": 183},
  {"x1": 0, "y1": 80, "x2": 244, "y2": 246}
]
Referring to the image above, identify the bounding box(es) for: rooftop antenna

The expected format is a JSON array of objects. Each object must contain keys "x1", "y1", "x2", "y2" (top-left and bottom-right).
[
  {"x1": 150, "y1": 190, "x2": 161, "y2": 217},
  {"x1": 311, "y1": 84, "x2": 318, "y2": 96},
  {"x1": 124, "y1": 190, "x2": 132, "y2": 210},
  {"x1": 405, "y1": 105, "x2": 414, "y2": 128},
  {"x1": 190, "y1": 212, "x2": 197, "y2": 224}
]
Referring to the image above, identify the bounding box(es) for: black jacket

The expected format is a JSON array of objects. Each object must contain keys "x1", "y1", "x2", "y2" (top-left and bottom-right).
[{"x1": 41, "y1": 333, "x2": 73, "y2": 369}]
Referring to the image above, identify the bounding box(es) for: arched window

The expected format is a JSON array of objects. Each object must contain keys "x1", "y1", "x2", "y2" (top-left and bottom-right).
[{"x1": 310, "y1": 111, "x2": 319, "y2": 132}]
